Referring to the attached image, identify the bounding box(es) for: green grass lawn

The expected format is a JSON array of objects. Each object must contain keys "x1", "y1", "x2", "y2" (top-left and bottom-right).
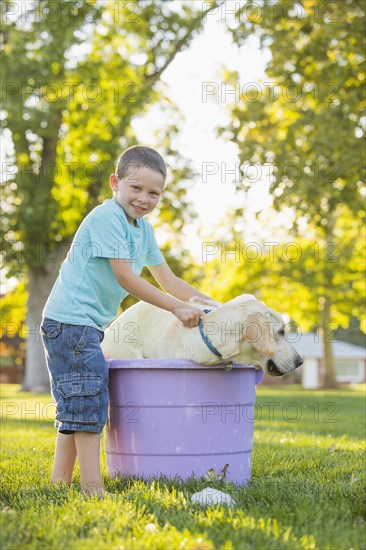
[{"x1": 1, "y1": 383, "x2": 365, "y2": 549}]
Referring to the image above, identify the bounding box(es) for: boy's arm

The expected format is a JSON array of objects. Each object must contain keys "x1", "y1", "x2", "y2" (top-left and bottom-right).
[
  {"x1": 109, "y1": 259, "x2": 204, "y2": 328},
  {"x1": 148, "y1": 262, "x2": 215, "y2": 304}
]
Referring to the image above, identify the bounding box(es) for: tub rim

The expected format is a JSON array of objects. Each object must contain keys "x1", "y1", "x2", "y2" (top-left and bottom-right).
[{"x1": 107, "y1": 359, "x2": 263, "y2": 384}]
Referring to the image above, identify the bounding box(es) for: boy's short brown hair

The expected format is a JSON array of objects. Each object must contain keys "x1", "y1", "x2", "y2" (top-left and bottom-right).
[{"x1": 116, "y1": 146, "x2": 167, "y2": 180}]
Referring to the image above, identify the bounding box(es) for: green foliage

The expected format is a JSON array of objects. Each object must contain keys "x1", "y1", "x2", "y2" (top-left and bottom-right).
[
  {"x1": 224, "y1": 0, "x2": 365, "y2": 226},
  {"x1": 1, "y1": 384, "x2": 365, "y2": 549},
  {"x1": 216, "y1": 0, "x2": 365, "y2": 355},
  {"x1": 198, "y1": 207, "x2": 365, "y2": 335},
  {"x1": 0, "y1": 0, "x2": 222, "y2": 358},
  {"x1": 0, "y1": 283, "x2": 28, "y2": 334},
  {"x1": 1, "y1": 0, "x2": 216, "y2": 275}
]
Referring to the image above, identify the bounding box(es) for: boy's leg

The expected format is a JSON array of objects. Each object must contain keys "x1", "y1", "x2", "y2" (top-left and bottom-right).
[
  {"x1": 51, "y1": 432, "x2": 77, "y2": 484},
  {"x1": 41, "y1": 322, "x2": 108, "y2": 495},
  {"x1": 75, "y1": 432, "x2": 105, "y2": 497}
]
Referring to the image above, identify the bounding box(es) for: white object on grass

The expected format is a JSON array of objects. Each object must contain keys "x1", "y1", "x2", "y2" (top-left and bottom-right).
[
  {"x1": 191, "y1": 488, "x2": 236, "y2": 507},
  {"x1": 144, "y1": 523, "x2": 157, "y2": 532}
]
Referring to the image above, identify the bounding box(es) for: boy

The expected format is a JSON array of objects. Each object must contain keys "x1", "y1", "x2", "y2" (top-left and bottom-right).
[{"x1": 41, "y1": 145, "x2": 214, "y2": 497}]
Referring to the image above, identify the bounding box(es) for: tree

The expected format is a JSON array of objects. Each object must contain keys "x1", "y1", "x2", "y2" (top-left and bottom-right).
[
  {"x1": 197, "y1": 208, "x2": 365, "y2": 389},
  {"x1": 1, "y1": 0, "x2": 221, "y2": 390},
  {"x1": 220, "y1": 0, "x2": 365, "y2": 387}
]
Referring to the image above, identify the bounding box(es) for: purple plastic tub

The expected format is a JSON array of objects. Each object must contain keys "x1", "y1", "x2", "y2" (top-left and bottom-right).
[{"x1": 105, "y1": 359, "x2": 263, "y2": 484}]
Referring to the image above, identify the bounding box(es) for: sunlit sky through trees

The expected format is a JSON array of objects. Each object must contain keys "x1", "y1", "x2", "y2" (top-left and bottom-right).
[{"x1": 132, "y1": 13, "x2": 278, "y2": 256}]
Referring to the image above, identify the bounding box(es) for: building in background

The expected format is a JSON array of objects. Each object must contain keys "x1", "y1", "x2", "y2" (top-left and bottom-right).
[{"x1": 262, "y1": 333, "x2": 366, "y2": 388}]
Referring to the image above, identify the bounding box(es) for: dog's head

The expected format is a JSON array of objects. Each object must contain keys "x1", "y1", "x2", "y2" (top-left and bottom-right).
[{"x1": 201, "y1": 295, "x2": 303, "y2": 376}]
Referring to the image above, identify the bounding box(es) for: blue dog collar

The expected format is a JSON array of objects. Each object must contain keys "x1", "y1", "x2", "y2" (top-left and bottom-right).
[{"x1": 198, "y1": 309, "x2": 222, "y2": 358}]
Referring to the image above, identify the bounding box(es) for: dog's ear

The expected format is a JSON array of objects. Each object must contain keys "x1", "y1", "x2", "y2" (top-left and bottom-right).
[
  {"x1": 217, "y1": 339, "x2": 241, "y2": 360},
  {"x1": 200, "y1": 307, "x2": 241, "y2": 360},
  {"x1": 243, "y1": 313, "x2": 276, "y2": 357}
]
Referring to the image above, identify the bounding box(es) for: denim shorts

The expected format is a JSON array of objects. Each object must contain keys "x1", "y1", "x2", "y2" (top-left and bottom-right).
[{"x1": 40, "y1": 318, "x2": 109, "y2": 434}]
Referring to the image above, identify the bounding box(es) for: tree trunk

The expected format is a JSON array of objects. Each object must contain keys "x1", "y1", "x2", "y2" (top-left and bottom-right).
[
  {"x1": 319, "y1": 295, "x2": 338, "y2": 389},
  {"x1": 21, "y1": 246, "x2": 68, "y2": 392}
]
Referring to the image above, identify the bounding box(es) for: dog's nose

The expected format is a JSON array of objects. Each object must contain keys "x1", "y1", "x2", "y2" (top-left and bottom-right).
[{"x1": 295, "y1": 356, "x2": 303, "y2": 368}]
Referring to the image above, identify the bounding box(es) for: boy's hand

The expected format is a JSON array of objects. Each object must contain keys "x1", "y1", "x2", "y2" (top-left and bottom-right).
[{"x1": 172, "y1": 305, "x2": 205, "y2": 328}]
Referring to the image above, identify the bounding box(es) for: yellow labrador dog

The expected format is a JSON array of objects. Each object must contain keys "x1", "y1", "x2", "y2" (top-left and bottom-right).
[{"x1": 101, "y1": 294, "x2": 303, "y2": 377}]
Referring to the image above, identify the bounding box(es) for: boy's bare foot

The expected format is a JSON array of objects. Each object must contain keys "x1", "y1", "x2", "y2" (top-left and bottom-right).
[
  {"x1": 81, "y1": 482, "x2": 119, "y2": 500},
  {"x1": 50, "y1": 479, "x2": 73, "y2": 489},
  {"x1": 99, "y1": 491, "x2": 119, "y2": 500},
  {"x1": 81, "y1": 482, "x2": 106, "y2": 498}
]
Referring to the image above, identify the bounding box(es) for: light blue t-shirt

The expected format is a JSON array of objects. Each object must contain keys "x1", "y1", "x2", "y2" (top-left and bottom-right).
[{"x1": 43, "y1": 199, "x2": 165, "y2": 330}]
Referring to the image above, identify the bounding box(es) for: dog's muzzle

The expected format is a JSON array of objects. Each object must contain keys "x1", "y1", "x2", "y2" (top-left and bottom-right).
[
  {"x1": 267, "y1": 356, "x2": 304, "y2": 377},
  {"x1": 267, "y1": 359, "x2": 283, "y2": 377}
]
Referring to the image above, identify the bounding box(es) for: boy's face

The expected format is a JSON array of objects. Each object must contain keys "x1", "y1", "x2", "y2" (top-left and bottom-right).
[{"x1": 110, "y1": 166, "x2": 165, "y2": 225}]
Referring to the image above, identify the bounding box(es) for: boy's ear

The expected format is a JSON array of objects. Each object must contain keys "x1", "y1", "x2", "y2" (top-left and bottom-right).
[{"x1": 110, "y1": 174, "x2": 118, "y2": 191}]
